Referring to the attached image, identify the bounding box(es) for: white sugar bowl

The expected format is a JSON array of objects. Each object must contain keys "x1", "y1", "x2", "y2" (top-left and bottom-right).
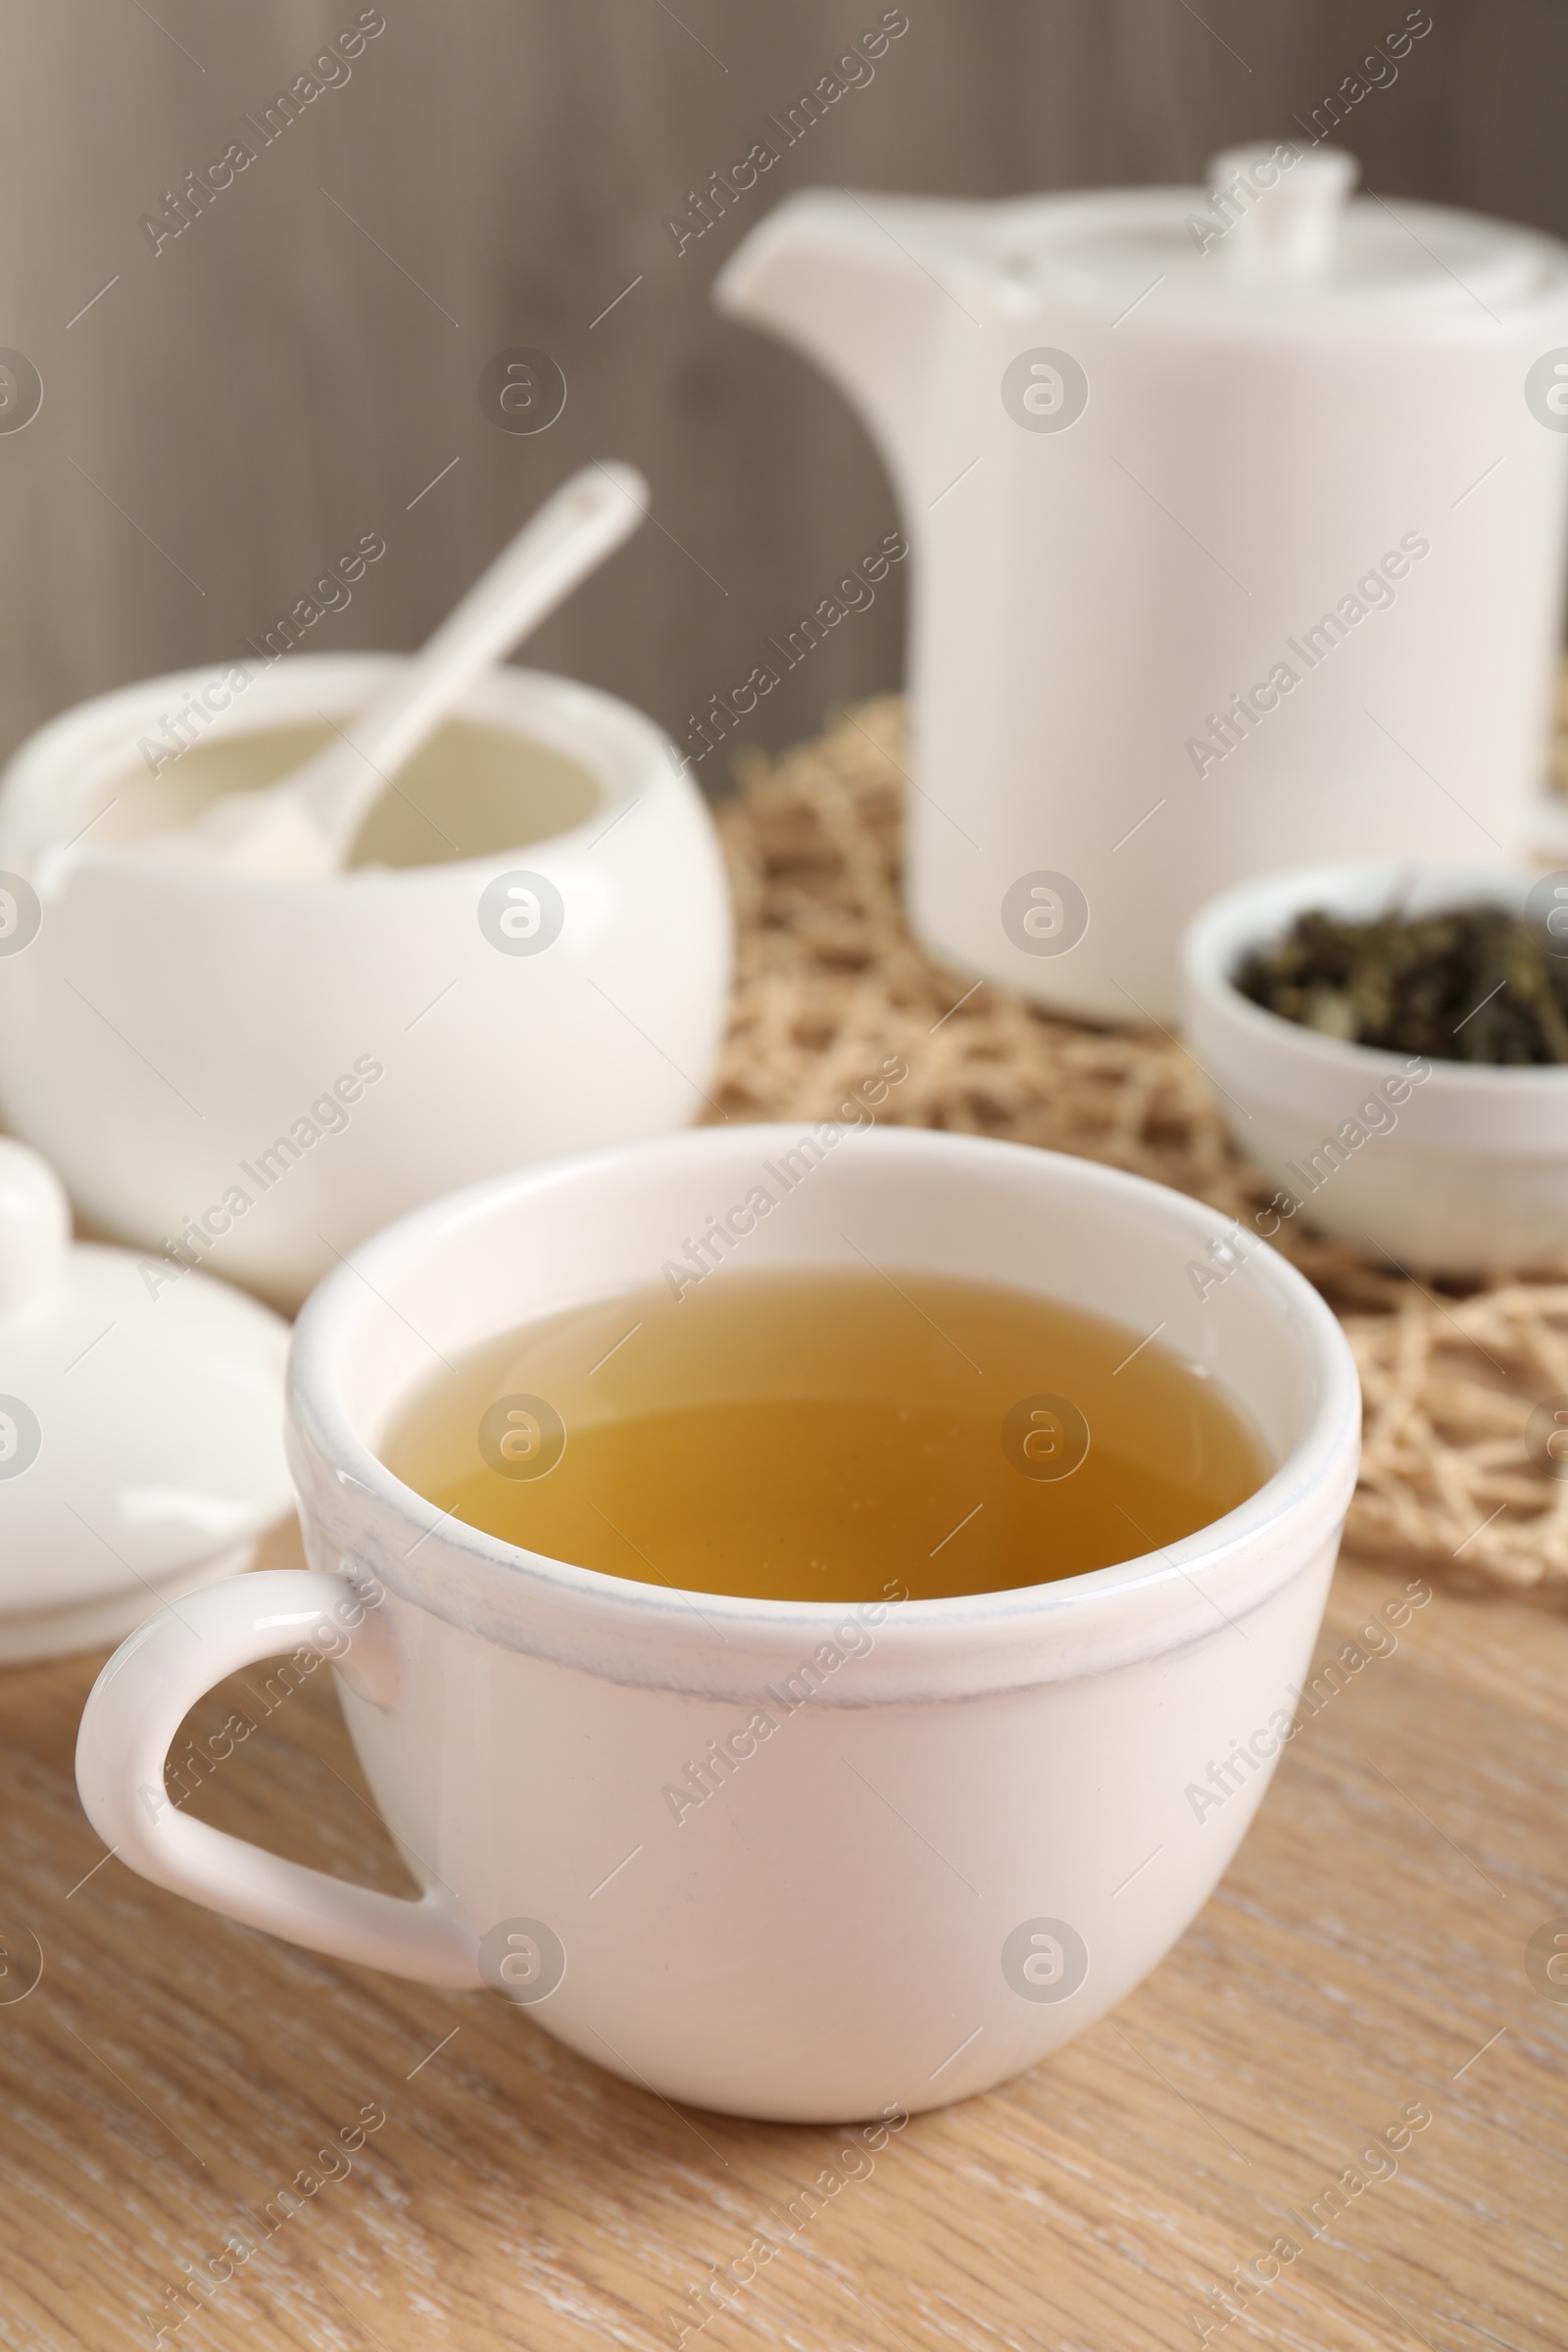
[{"x1": 0, "y1": 654, "x2": 731, "y2": 1311}]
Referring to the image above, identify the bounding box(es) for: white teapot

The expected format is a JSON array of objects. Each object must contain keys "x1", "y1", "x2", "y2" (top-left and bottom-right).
[{"x1": 717, "y1": 144, "x2": 1568, "y2": 1018}]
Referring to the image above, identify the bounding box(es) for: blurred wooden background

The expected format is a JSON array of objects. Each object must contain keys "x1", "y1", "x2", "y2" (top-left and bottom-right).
[{"x1": 2, "y1": 0, "x2": 1565, "y2": 776}]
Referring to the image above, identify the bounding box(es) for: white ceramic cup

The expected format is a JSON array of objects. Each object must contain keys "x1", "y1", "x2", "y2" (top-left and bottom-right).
[
  {"x1": 74, "y1": 1125, "x2": 1359, "y2": 2123},
  {"x1": 0, "y1": 654, "x2": 730, "y2": 1309}
]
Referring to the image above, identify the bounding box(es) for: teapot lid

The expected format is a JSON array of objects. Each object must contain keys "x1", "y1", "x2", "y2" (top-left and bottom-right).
[{"x1": 966, "y1": 145, "x2": 1566, "y2": 326}]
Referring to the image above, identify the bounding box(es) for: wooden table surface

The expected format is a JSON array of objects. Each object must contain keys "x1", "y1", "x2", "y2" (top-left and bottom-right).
[{"x1": 2, "y1": 1525, "x2": 1565, "y2": 2352}]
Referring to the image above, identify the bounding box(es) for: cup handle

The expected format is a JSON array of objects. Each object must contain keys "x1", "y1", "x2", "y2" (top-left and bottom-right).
[{"x1": 74, "y1": 1569, "x2": 482, "y2": 1987}]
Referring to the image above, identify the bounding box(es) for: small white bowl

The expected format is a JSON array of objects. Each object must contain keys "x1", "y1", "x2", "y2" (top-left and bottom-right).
[
  {"x1": 1182, "y1": 861, "x2": 1568, "y2": 1277},
  {"x1": 0, "y1": 655, "x2": 731, "y2": 1310}
]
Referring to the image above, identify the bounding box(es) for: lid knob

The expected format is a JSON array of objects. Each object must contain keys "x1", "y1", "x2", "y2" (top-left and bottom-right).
[
  {"x1": 0, "y1": 1140, "x2": 72, "y2": 1317},
  {"x1": 1204, "y1": 143, "x2": 1359, "y2": 279}
]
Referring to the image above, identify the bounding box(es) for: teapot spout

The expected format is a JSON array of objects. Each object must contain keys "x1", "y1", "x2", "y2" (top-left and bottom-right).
[{"x1": 714, "y1": 189, "x2": 945, "y2": 486}]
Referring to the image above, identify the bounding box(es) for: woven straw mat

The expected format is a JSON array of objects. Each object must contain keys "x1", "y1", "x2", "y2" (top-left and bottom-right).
[{"x1": 710, "y1": 695, "x2": 1568, "y2": 1600}]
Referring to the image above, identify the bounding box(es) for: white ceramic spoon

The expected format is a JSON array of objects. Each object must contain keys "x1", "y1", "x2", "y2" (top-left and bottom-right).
[{"x1": 142, "y1": 461, "x2": 649, "y2": 878}]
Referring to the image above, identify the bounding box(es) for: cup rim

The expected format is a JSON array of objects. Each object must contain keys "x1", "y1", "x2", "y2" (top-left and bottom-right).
[
  {"x1": 285, "y1": 1126, "x2": 1360, "y2": 1678},
  {"x1": 0, "y1": 653, "x2": 674, "y2": 890}
]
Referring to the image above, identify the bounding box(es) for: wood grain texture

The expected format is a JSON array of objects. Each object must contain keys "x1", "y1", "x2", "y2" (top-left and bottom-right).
[
  {"x1": 0, "y1": 1525, "x2": 1563, "y2": 2351},
  {"x1": 0, "y1": 1, "x2": 1565, "y2": 774}
]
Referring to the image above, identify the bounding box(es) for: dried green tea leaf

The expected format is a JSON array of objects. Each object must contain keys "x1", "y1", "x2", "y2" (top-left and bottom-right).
[{"x1": 1233, "y1": 902, "x2": 1568, "y2": 1065}]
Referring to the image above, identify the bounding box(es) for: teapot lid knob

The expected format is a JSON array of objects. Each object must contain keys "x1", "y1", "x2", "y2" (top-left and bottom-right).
[
  {"x1": 0, "y1": 1139, "x2": 72, "y2": 1317},
  {"x1": 1204, "y1": 143, "x2": 1359, "y2": 279}
]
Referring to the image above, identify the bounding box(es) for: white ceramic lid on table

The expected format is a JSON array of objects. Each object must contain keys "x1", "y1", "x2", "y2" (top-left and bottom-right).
[{"x1": 0, "y1": 1139, "x2": 292, "y2": 1661}]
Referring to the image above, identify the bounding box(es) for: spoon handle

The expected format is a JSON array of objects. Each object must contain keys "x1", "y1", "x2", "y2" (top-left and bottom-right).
[{"x1": 300, "y1": 461, "x2": 648, "y2": 852}]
